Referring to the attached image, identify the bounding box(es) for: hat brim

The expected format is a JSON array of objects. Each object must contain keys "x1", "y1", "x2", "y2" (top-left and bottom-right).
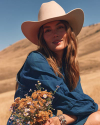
[{"x1": 21, "y1": 8, "x2": 84, "y2": 45}]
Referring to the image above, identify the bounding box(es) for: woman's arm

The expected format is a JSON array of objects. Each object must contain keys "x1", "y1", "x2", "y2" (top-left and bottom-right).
[
  {"x1": 44, "y1": 114, "x2": 77, "y2": 125},
  {"x1": 14, "y1": 51, "x2": 98, "y2": 124}
]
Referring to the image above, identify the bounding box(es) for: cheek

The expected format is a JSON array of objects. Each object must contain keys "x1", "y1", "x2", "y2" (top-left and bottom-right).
[
  {"x1": 43, "y1": 34, "x2": 50, "y2": 44},
  {"x1": 60, "y1": 31, "x2": 67, "y2": 39}
]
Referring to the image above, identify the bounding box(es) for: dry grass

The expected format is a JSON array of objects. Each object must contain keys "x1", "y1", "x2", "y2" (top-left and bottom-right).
[
  {"x1": 0, "y1": 91, "x2": 15, "y2": 125},
  {"x1": 0, "y1": 23, "x2": 100, "y2": 124}
]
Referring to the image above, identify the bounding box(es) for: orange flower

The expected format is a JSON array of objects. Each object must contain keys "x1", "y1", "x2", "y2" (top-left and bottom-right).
[
  {"x1": 10, "y1": 83, "x2": 54, "y2": 125},
  {"x1": 48, "y1": 110, "x2": 53, "y2": 117},
  {"x1": 37, "y1": 95, "x2": 42, "y2": 100},
  {"x1": 33, "y1": 101, "x2": 38, "y2": 107},
  {"x1": 31, "y1": 93, "x2": 37, "y2": 99},
  {"x1": 26, "y1": 96, "x2": 32, "y2": 102},
  {"x1": 39, "y1": 101, "x2": 44, "y2": 107},
  {"x1": 29, "y1": 105, "x2": 36, "y2": 113},
  {"x1": 41, "y1": 98, "x2": 47, "y2": 103},
  {"x1": 12, "y1": 102, "x2": 16, "y2": 107},
  {"x1": 30, "y1": 108, "x2": 36, "y2": 114},
  {"x1": 14, "y1": 97, "x2": 20, "y2": 103},
  {"x1": 47, "y1": 94, "x2": 52, "y2": 98},
  {"x1": 18, "y1": 102, "x2": 26, "y2": 109},
  {"x1": 19, "y1": 98, "x2": 26, "y2": 103}
]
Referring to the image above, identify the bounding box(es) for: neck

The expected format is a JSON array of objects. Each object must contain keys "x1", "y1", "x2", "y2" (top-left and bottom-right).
[
  {"x1": 55, "y1": 50, "x2": 64, "y2": 67},
  {"x1": 55, "y1": 50, "x2": 63, "y2": 60}
]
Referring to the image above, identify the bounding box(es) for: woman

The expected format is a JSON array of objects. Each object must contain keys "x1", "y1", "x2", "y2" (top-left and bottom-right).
[{"x1": 7, "y1": 1, "x2": 100, "y2": 125}]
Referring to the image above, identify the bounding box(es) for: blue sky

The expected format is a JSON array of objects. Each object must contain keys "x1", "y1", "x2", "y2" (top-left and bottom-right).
[{"x1": 0, "y1": 0, "x2": 100, "y2": 51}]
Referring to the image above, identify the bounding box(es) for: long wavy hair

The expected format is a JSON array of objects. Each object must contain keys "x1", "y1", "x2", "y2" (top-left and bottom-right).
[
  {"x1": 16, "y1": 20, "x2": 80, "y2": 91},
  {"x1": 37, "y1": 20, "x2": 80, "y2": 91}
]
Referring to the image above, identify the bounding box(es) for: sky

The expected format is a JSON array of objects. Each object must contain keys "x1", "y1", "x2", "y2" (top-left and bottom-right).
[{"x1": 0, "y1": 0, "x2": 100, "y2": 51}]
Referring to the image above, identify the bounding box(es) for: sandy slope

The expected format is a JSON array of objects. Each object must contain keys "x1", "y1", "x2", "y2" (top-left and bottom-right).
[
  {"x1": 0, "y1": 90, "x2": 15, "y2": 125},
  {"x1": 81, "y1": 70, "x2": 100, "y2": 103},
  {"x1": 0, "y1": 23, "x2": 100, "y2": 124}
]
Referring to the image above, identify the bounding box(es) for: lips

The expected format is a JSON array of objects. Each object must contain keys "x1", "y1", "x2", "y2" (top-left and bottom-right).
[{"x1": 52, "y1": 40, "x2": 62, "y2": 44}]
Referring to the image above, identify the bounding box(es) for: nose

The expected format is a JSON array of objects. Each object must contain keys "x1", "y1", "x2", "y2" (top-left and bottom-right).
[{"x1": 53, "y1": 29, "x2": 58, "y2": 37}]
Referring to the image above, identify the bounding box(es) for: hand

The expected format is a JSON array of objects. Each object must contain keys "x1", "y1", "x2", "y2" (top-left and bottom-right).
[
  {"x1": 43, "y1": 117, "x2": 60, "y2": 125},
  {"x1": 43, "y1": 119, "x2": 52, "y2": 125},
  {"x1": 50, "y1": 117, "x2": 61, "y2": 125}
]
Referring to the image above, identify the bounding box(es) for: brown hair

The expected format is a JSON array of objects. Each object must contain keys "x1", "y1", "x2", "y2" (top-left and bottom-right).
[
  {"x1": 16, "y1": 20, "x2": 79, "y2": 91},
  {"x1": 38, "y1": 20, "x2": 79, "y2": 91}
]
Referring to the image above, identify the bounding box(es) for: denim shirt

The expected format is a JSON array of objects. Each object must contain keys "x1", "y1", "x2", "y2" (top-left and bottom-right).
[{"x1": 7, "y1": 51, "x2": 98, "y2": 125}]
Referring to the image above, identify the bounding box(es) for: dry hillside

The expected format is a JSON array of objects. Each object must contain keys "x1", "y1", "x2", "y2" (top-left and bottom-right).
[{"x1": 0, "y1": 23, "x2": 100, "y2": 124}]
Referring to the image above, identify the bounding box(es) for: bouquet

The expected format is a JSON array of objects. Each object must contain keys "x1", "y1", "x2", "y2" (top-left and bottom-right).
[{"x1": 9, "y1": 81, "x2": 57, "y2": 125}]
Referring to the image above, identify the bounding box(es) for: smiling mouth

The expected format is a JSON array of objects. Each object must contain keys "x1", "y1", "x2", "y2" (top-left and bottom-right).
[{"x1": 52, "y1": 40, "x2": 62, "y2": 44}]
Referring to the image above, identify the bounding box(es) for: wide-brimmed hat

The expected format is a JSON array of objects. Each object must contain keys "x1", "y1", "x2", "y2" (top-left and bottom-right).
[{"x1": 21, "y1": 1, "x2": 84, "y2": 45}]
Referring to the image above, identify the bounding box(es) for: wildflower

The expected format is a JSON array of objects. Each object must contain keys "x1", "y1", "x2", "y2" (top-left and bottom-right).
[
  {"x1": 25, "y1": 108, "x2": 30, "y2": 112},
  {"x1": 43, "y1": 94, "x2": 47, "y2": 98},
  {"x1": 24, "y1": 112, "x2": 29, "y2": 116},
  {"x1": 56, "y1": 85, "x2": 60, "y2": 88},
  {"x1": 11, "y1": 102, "x2": 16, "y2": 107},
  {"x1": 18, "y1": 123, "x2": 22, "y2": 125},
  {"x1": 10, "y1": 116, "x2": 14, "y2": 120},
  {"x1": 24, "y1": 93, "x2": 28, "y2": 97},
  {"x1": 48, "y1": 101, "x2": 52, "y2": 104},
  {"x1": 18, "y1": 102, "x2": 25, "y2": 109},
  {"x1": 21, "y1": 119, "x2": 24, "y2": 122},
  {"x1": 27, "y1": 121, "x2": 30, "y2": 124},
  {"x1": 29, "y1": 89, "x2": 32, "y2": 92},
  {"x1": 46, "y1": 102, "x2": 49, "y2": 106},
  {"x1": 14, "y1": 97, "x2": 20, "y2": 103},
  {"x1": 38, "y1": 82, "x2": 41, "y2": 85},
  {"x1": 52, "y1": 96, "x2": 55, "y2": 99},
  {"x1": 31, "y1": 93, "x2": 37, "y2": 99},
  {"x1": 39, "y1": 101, "x2": 44, "y2": 106},
  {"x1": 10, "y1": 81, "x2": 54, "y2": 125},
  {"x1": 9, "y1": 106, "x2": 13, "y2": 112},
  {"x1": 41, "y1": 98, "x2": 46, "y2": 103},
  {"x1": 30, "y1": 108, "x2": 36, "y2": 113},
  {"x1": 46, "y1": 101, "x2": 52, "y2": 106},
  {"x1": 27, "y1": 102, "x2": 31, "y2": 105},
  {"x1": 47, "y1": 94, "x2": 52, "y2": 98},
  {"x1": 16, "y1": 119, "x2": 20, "y2": 123}
]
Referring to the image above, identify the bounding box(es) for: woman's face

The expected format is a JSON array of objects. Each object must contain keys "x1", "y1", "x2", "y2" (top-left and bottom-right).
[{"x1": 43, "y1": 20, "x2": 68, "y2": 56}]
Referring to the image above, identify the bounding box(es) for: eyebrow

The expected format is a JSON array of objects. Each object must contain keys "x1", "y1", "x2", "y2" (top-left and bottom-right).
[{"x1": 43, "y1": 22, "x2": 63, "y2": 29}]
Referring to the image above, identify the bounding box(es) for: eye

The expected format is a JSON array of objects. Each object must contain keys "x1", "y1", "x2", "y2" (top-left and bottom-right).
[
  {"x1": 44, "y1": 29, "x2": 51, "y2": 33},
  {"x1": 57, "y1": 25, "x2": 65, "y2": 30}
]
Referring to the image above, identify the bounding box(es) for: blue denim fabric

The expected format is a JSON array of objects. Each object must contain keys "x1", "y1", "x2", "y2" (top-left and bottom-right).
[{"x1": 7, "y1": 51, "x2": 98, "y2": 125}]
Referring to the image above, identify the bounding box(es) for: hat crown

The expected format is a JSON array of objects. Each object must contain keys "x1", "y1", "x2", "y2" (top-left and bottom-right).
[{"x1": 38, "y1": 1, "x2": 65, "y2": 21}]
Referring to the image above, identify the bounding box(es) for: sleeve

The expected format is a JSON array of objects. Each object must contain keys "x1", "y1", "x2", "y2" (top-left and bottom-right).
[
  {"x1": 15, "y1": 51, "x2": 98, "y2": 116},
  {"x1": 72, "y1": 76, "x2": 84, "y2": 94}
]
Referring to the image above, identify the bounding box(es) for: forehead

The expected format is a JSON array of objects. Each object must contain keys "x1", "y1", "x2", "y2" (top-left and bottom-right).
[{"x1": 43, "y1": 20, "x2": 63, "y2": 28}]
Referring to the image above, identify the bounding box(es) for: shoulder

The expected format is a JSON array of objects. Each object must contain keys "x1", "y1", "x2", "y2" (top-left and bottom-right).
[
  {"x1": 27, "y1": 51, "x2": 46, "y2": 61},
  {"x1": 17, "y1": 51, "x2": 54, "y2": 81},
  {"x1": 26, "y1": 51, "x2": 47, "y2": 65},
  {"x1": 25, "y1": 51, "x2": 52, "y2": 71}
]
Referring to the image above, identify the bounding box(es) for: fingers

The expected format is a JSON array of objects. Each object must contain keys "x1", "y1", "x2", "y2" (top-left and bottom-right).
[
  {"x1": 43, "y1": 119, "x2": 53, "y2": 125},
  {"x1": 43, "y1": 121, "x2": 50, "y2": 125},
  {"x1": 48, "y1": 118, "x2": 53, "y2": 123}
]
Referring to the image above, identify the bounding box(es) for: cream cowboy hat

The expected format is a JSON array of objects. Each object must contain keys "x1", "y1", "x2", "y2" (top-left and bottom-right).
[{"x1": 21, "y1": 1, "x2": 84, "y2": 45}]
